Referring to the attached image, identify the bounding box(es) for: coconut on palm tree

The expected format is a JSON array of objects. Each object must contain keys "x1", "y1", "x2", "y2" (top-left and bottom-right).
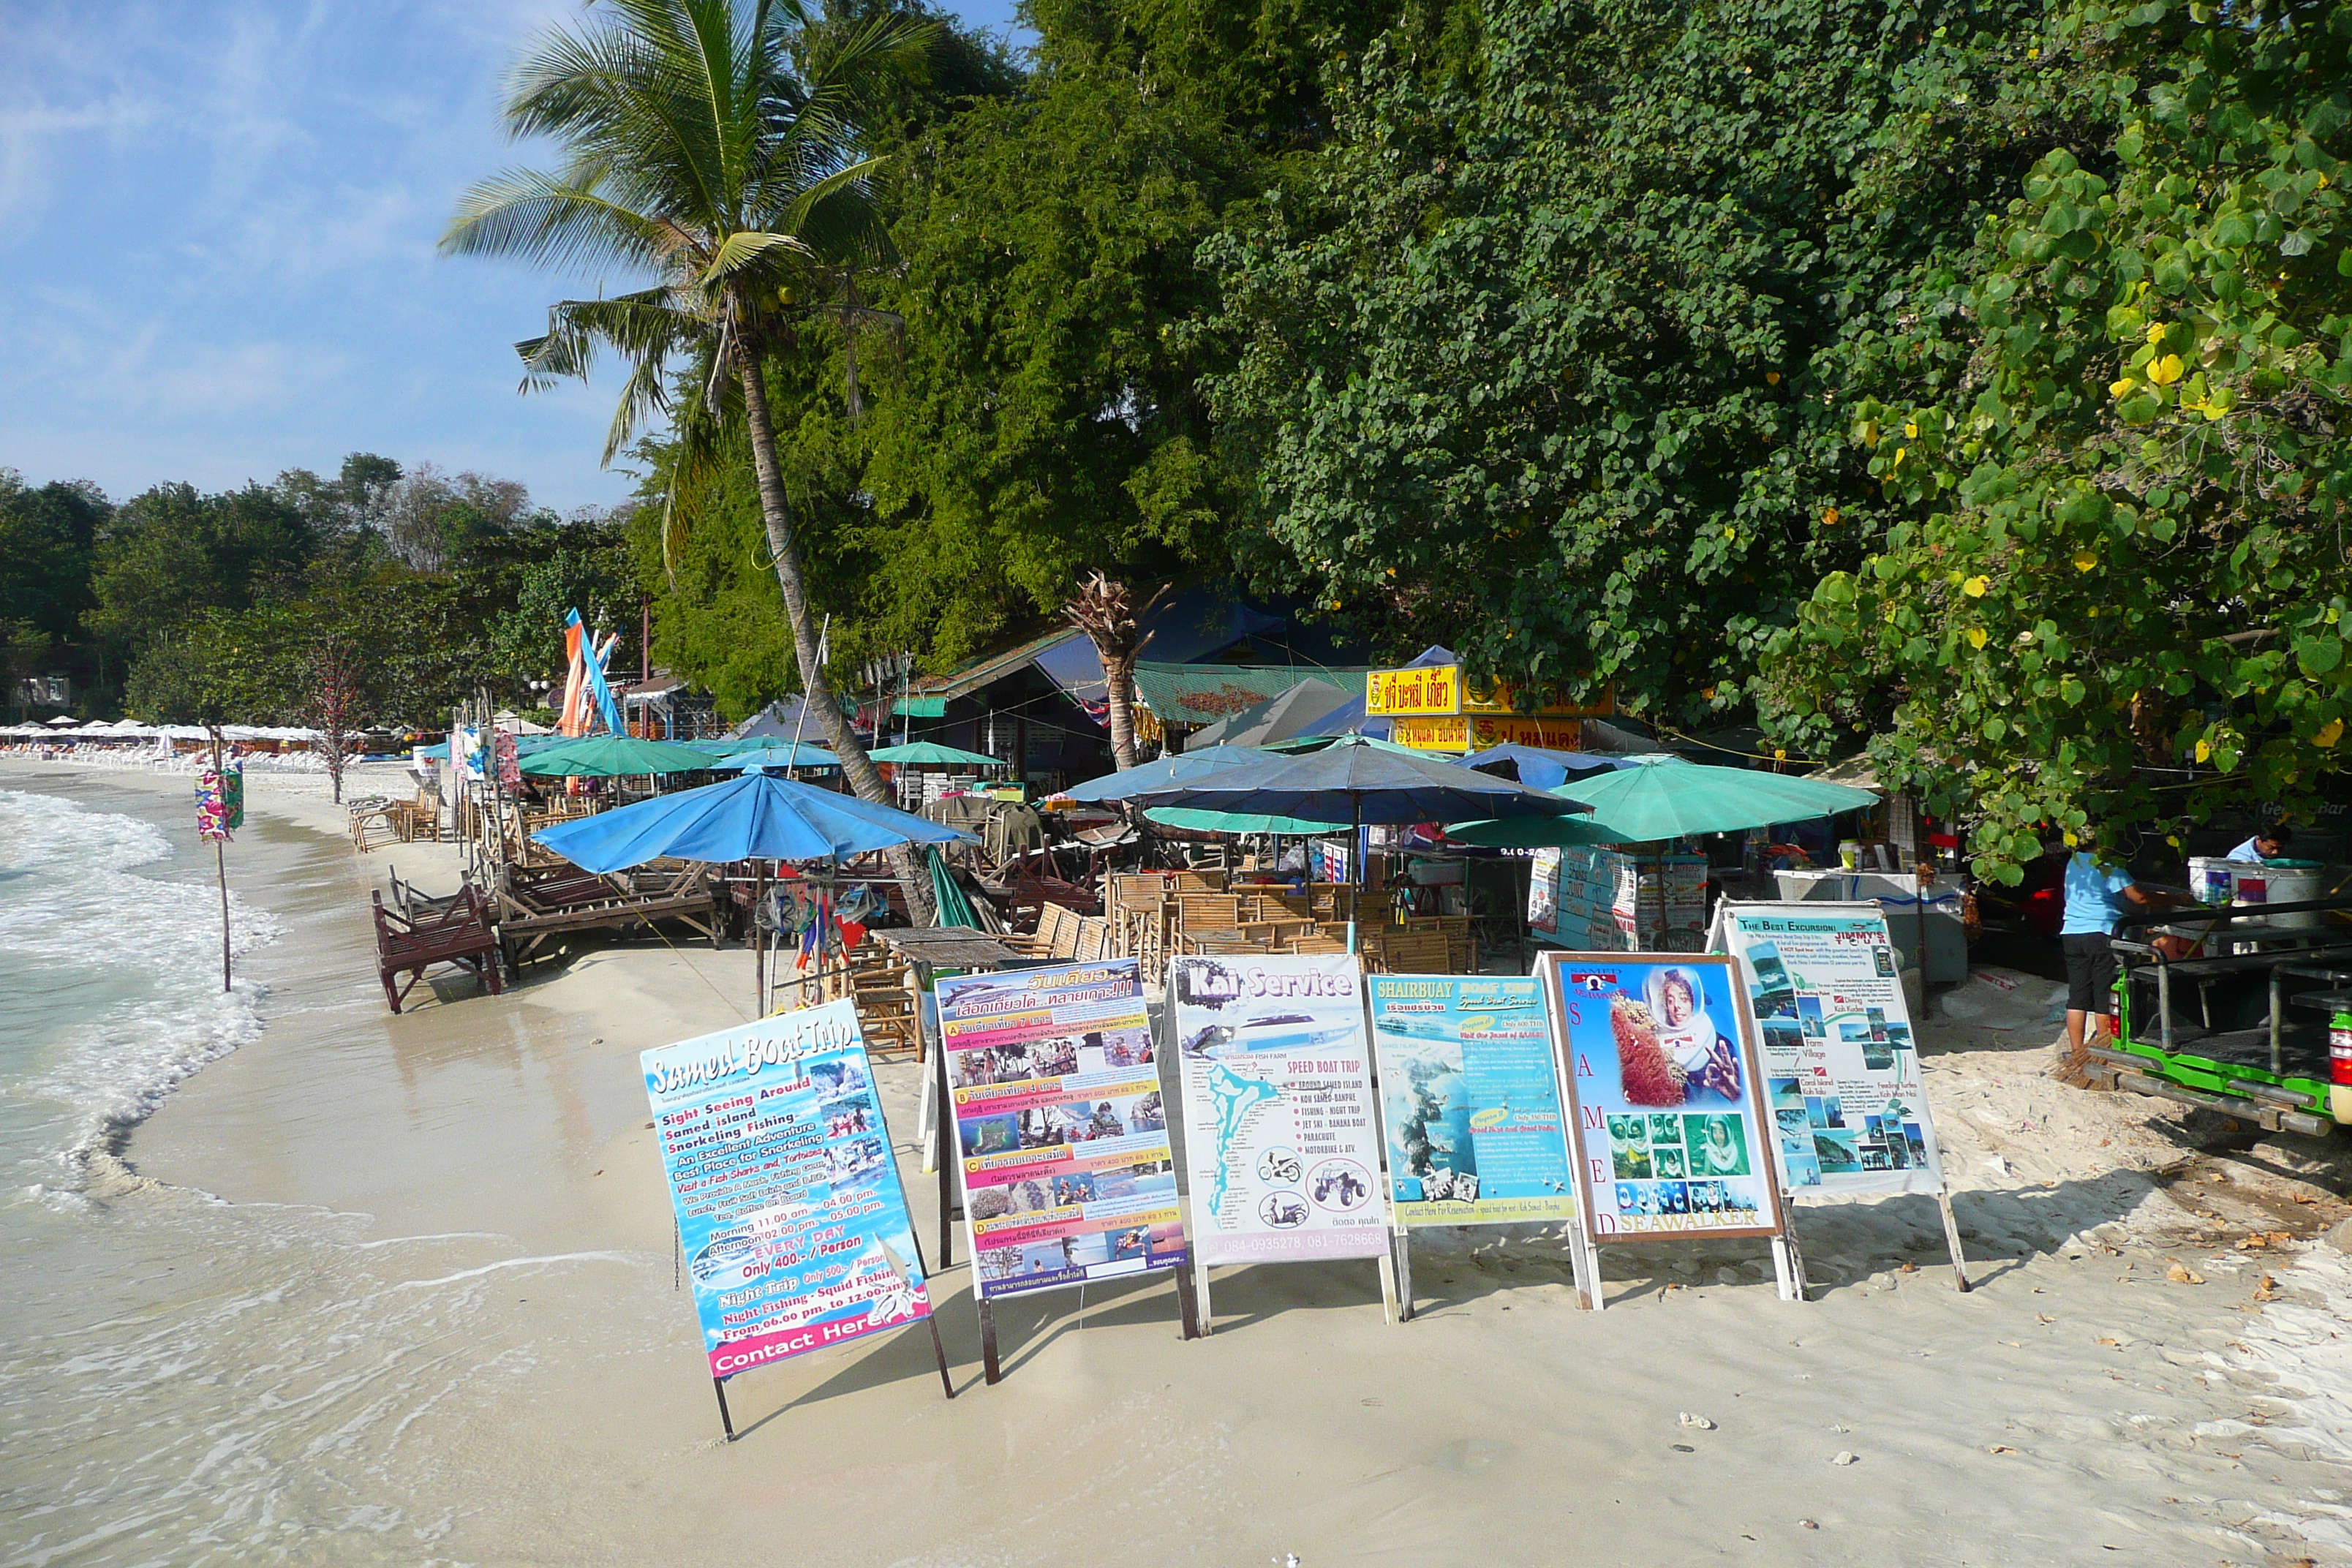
[{"x1": 442, "y1": 0, "x2": 938, "y2": 918}]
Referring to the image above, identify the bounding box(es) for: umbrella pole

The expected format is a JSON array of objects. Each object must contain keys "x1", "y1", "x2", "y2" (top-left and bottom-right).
[
  {"x1": 1346, "y1": 797, "x2": 1362, "y2": 956},
  {"x1": 753, "y1": 861, "x2": 766, "y2": 1016}
]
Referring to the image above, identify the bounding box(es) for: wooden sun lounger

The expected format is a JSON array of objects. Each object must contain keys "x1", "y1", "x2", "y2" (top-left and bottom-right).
[
  {"x1": 494, "y1": 862, "x2": 723, "y2": 965},
  {"x1": 373, "y1": 883, "x2": 503, "y2": 1014}
]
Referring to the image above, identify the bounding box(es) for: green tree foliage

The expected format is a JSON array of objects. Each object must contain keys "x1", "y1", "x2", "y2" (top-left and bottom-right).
[
  {"x1": 648, "y1": 0, "x2": 1405, "y2": 687},
  {"x1": 1205, "y1": 0, "x2": 2065, "y2": 718},
  {"x1": 1762, "y1": 0, "x2": 2352, "y2": 878},
  {"x1": 0, "y1": 471, "x2": 106, "y2": 646},
  {"x1": 88, "y1": 481, "x2": 317, "y2": 670}
]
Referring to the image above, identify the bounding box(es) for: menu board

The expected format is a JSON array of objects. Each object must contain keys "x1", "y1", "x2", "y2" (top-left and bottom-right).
[
  {"x1": 1718, "y1": 904, "x2": 1946, "y2": 1196},
  {"x1": 1169, "y1": 954, "x2": 1388, "y2": 1264},
  {"x1": 1366, "y1": 975, "x2": 1580, "y2": 1227},
  {"x1": 938, "y1": 960, "x2": 1188, "y2": 1299},
  {"x1": 641, "y1": 1001, "x2": 932, "y2": 1381},
  {"x1": 1536, "y1": 952, "x2": 1784, "y2": 1242}
]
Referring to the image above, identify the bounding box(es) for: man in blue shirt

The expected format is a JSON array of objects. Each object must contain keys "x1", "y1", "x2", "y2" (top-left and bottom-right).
[
  {"x1": 2227, "y1": 823, "x2": 2292, "y2": 862},
  {"x1": 2059, "y1": 832, "x2": 2186, "y2": 1083}
]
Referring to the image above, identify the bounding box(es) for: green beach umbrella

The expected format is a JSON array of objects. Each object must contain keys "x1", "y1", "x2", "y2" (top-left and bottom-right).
[
  {"x1": 519, "y1": 734, "x2": 720, "y2": 777},
  {"x1": 1561, "y1": 753, "x2": 1880, "y2": 843},
  {"x1": 927, "y1": 845, "x2": 981, "y2": 929},
  {"x1": 1145, "y1": 805, "x2": 1350, "y2": 836},
  {"x1": 867, "y1": 740, "x2": 1006, "y2": 767}
]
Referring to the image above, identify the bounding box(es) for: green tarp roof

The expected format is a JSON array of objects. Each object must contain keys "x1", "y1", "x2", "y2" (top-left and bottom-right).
[{"x1": 1133, "y1": 662, "x2": 1373, "y2": 726}]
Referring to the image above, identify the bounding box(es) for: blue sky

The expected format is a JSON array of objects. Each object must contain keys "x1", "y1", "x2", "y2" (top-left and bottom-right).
[{"x1": 1, "y1": 0, "x2": 1027, "y2": 514}]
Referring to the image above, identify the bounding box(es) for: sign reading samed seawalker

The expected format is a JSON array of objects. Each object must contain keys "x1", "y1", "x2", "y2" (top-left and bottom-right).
[
  {"x1": 643, "y1": 1000, "x2": 932, "y2": 1381},
  {"x1": 1367, "y1": 975, "x2": 1579, "y2": 1226},
  {"x1": 1537, "y1": 952, "x2": 1786, "y2": 1242}
]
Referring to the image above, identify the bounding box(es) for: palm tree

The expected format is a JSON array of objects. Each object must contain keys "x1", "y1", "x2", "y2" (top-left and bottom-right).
[
  {"x1": 1063, "y1": 573, "x2": 1166, "y2": 769},
  {"x1": 442, "y1": 0, "x2": 938, "y2": 918}
]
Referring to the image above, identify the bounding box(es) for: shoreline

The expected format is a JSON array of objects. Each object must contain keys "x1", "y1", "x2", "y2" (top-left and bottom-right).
[{"x1": 8, "y1": 756, "x2": 2352, "y2": 1564}]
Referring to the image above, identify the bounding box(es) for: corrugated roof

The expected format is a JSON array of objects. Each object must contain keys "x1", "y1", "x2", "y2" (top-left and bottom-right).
[
  {"x1": 905, "y1": 627, "x2": 1084, "y2": 704},
  {"x1": 1133, "y1": 663, "x2": 1373, "y2": 725}
]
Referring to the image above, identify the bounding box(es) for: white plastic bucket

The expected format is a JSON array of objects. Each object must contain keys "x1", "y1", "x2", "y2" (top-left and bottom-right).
[
  {"x1": 2254, "y1": 859, "x2": 2325, "y2": 927},
  {"x1": 2188, "y1": 856, "x2": 2238, "y2": 906}
]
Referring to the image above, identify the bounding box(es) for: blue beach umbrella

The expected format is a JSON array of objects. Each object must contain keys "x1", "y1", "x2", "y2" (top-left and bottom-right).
[
  {"x1": 1058, "y1": 745, "x2": 1268, "y2": 802},
  {"x1": 532, "y1": 769, "x2": 979, "y2": 873}
]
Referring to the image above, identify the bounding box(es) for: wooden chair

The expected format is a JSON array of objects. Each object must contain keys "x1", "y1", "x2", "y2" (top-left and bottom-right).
[{"x1": 373, "y1": 884, "x2": 502, "y2": 1014}]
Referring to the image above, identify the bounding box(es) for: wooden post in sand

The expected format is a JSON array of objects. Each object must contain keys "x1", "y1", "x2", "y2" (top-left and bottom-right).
[{"x1": 208, "y1": 726, "x2": 231, "y2": 993}]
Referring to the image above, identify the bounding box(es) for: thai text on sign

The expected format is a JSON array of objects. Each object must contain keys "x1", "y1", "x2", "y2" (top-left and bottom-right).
[{"x1": 1365, "y1": 666, "x2": 1463, "y2": 717}]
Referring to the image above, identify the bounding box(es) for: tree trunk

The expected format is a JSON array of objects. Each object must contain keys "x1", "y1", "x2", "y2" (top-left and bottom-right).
[
  {"x1": 1103, "y1": 649, "x2": 1139, "y2": 769},
  {"x1": 734, "y1": 343, "x2": 938, "y2": 927}
]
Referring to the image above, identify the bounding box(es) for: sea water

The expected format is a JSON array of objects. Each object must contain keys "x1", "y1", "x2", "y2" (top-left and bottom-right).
[
  {"x1": 0, "y1": 788, "x2": 276, "y2": 1192},
  {"x1": 0, "y1": 780, "x2": 574, "y2": 1566}
]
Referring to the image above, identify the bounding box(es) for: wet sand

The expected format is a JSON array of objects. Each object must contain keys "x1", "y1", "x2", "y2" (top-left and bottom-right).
[{"x1": 10, "y1": 755, "x2": 2352, "y2": 1566}]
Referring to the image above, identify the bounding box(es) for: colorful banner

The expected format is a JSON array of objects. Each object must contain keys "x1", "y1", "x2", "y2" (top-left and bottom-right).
[
  {"x1": 1717, "y1": 904, "x2": 1946, "y2": 1196},
  {"x1": 195, "y1": 761, "x2": 243, "y2": 842},
  {"x1": 1537, "y1": 952, "x2": 1785, "y2": 1242},
  {"x1": 1169, "y1": 954, "x2": 1388, "y2": 1265},
  {"x1": 938, "y1": 960, "x2": 1188, "y2": 1299},
  {"x1": 641, "y1": 1001, "x2": 933, "y2": 1381},
  {"x1": 1366, "y1": 975, "x2": 1580, "y2": 1227}
]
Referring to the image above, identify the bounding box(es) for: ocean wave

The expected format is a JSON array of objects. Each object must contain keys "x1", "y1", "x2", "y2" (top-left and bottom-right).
[{"x1": 0, "y1": 788, "x2": 282, "y2": 1186}]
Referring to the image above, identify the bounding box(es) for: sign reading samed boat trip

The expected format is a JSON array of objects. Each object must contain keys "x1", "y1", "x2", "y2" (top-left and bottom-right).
[
  {"x1": 1367, "y1": 975, "x2": 1579, "y2": 1226},
  {"x1": 641, "y1": 1000, "x2": 932, "y2": 1381},
  {"x1": 1170, "y1": 954, "x2": 1387, "y2": 1264},
  {"x1": 1718, "y1": 905, "x2": 1946, "y2": 1196},
  {"x1": 1536, "y1": 952, "x2": 1785, "y2": 1241},
  {"x1": 938, "y1": 958, "x2": 1186, "y2": 1298}
]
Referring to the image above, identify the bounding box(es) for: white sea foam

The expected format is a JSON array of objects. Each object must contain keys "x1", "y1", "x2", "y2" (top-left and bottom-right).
[{"x1": 0, "y1": 788, "x2": 282, "y2": 1184}]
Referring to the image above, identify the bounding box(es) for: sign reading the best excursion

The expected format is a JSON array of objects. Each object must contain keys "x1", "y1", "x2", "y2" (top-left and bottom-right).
[
  {"x1": 1537, "y1": 952, "x2": 1785, "y2": 1242},
  {"x1": 642, "y1": 1000, "x2": 933, "y2": 1382},
  {"x1": 938, "y1": 959, "x2": 1187, "y2": 1298},
  {"x1": 1169, "y1": 954, "x2": 1387, "y2": 1264},
  {"x1": 1366, "y1": 975, "x2": 1580, "y2": 1226},
  {"x1": 1719, "y1": 905, "x2": 1946, "y2": 1195}
]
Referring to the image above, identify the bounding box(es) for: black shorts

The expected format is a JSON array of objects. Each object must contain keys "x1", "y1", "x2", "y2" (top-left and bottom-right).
[{"x1": 2063, "y1": 932, "x2": 2119, "y2": 1015}]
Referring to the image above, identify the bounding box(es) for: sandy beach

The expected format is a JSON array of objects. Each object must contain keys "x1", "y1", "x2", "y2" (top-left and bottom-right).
[{"x1": 7, "y1": 758, "x2": 2352, "y2": 1567}]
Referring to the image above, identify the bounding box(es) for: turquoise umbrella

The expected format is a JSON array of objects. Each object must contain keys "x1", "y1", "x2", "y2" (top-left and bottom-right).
[
  {"x1": 1559, "y1": 753, "x2": 1879, "y2": 842},
  {"x1": 867, "y1": 740, "x2": 1006, "y2": 767},
  {"x1": 717, "y1": 742, "x2": 843, "y2": 770},
  {"x1": 1145, "y1": 805, "x2": 1350, "y2": 835},
  {"x1": 518, "y1": 734, "x2": 720, "y2": 777}
]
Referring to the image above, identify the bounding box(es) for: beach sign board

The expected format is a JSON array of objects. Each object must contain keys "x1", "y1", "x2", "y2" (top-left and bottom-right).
[
  {"x1": 938, "y1": 959, "x2": 1188, "y2": 1300},
  {"x1": 1535, "y1": 951, "x2": 1785, "y2": 1242},
  {"x1": 1366, "y1": 975, "x2": 1579, "y2": 1227},
  {"x1": 641, "y1": 1000, "x2": 934, "y2": 1382},
  {"x1": 1718, "y1": 904, "x2": 1946, "y2": 1196},
  {"x1": 1169, "y1": 954, "x2": 1388, "y2": 1265}
]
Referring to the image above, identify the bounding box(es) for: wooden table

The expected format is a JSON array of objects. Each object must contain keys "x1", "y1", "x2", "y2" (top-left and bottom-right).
[{"x1": 872, "y1": 926, "x2": 1027, "y2": 972}]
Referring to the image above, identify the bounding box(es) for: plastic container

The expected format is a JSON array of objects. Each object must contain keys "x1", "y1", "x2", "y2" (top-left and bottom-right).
[
  {"x1": 1838, "y1": 840, "x2": 1861, "y2": 870},
  {"x1": 2187, "y1": 856, "x2": 2239, "y2": 906},
  {"x1": 2254, "y1": 859, "x2": 2325, "y2": 928}
]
